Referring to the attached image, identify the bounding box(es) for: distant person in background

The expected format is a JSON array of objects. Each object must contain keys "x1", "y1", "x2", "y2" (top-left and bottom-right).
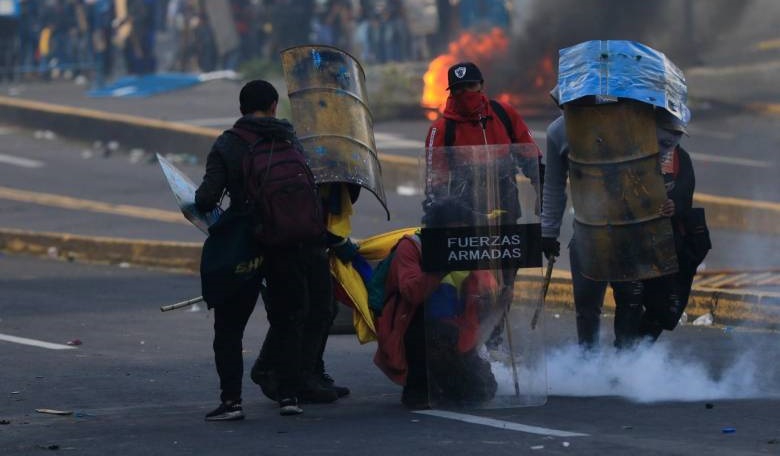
[
  {"x1": 458, "y1": 0, "x2": 511, "y2": 31},
  {"x1": 17, "y1": 0, "x2": 42, "y2": 78},
  {"x1": 268, "y1": 0, "x2": 315, "y2": 60},
  {"x1": 87, "y1": 0, "x2": 116, "y2": 88},
  {"x1": 354, "y1": 0, "x2": 379, "y2": 63},
  {"x1": 379, "y1": 0, "x2": 410, "y2": 62},
  {"x1": 123, "y1": 0, "x2": 157, "y2": 74}
]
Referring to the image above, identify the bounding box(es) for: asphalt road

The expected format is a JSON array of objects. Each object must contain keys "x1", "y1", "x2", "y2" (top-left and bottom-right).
[
  {"x1": 1, "y1": 254, "x2": 780, "y2": 455},
  {"x1": 0, "y1": 75, "x2": 779, "y2": 455}
]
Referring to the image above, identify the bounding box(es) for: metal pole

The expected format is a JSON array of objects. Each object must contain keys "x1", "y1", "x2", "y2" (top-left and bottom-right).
[
  {"x1": 503, "y1": 308, "x2": 521, "y2": 397},
  {"x1": 531, "y1": 255, "x2": 556, "y2": 330},
  {"x1": 160, "y1": 296, "x2": 204, "y2": 312}
]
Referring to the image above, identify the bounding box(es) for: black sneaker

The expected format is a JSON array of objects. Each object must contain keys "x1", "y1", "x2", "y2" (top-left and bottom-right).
[
  {"x1": 279, "y1": 398, "x2": 303, "y2": 416},
  {"x1": 205, "y1": 401, "x2": 244, "y2": 421},
  {"x1": 298, "y1": 382, "x2": 339, "y2": 404},
  {"x1": 321, "y1": 372, "x2": 350, "y2": 398}
]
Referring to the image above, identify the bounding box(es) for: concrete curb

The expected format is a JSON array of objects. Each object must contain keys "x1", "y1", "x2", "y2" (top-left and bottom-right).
[
  {"x1": 1, "y1": 96, "x2": 778, "y2": 236},
  {"x1": 2, "y1": 227, "x2": 777, "y2": 330},
  {"x1": 0, "y1": 228, "x2": 200, "y2": 272}
]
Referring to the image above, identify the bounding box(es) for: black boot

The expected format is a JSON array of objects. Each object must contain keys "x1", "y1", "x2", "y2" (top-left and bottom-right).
[
  {"x1": 298, "y1": 376, "x2": 339, "y2": 404},
  {"x1": 320, "y1": 371, "x2": 350, "y2": 398}
]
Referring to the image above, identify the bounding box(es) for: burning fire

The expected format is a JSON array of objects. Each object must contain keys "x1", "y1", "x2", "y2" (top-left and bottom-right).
[
  {"x1": 421, "y1": 28, "x2": 510, "y2": 121},
  {"x1": 421, "y1": 28, "x2": 557, "y2": 121}
]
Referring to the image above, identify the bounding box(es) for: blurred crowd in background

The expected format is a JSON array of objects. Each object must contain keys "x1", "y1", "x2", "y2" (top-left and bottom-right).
[{"x1": 0, "y1": 0, "x2": 514, "y2": 87}]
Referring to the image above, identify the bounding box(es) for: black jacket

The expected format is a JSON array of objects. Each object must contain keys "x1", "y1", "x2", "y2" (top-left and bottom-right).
[
  {"x1": 195, "y1": 115, "x2": 301, "y2": 213},
  {"x1": 668, "y1": 146, "x2": 695, "y2": 237}
]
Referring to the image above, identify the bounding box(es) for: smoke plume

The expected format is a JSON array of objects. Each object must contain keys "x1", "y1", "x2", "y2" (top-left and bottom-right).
[
  {"x1": 489, "y1": 0, "x2": 751, "y2": 97},
  {"x1": 543, "y1": 340, "x2": 778, "y2": 402}
]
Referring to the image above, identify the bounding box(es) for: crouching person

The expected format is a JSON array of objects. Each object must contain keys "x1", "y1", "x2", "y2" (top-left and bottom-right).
[{"x1": 373, "y1": 198, "x2": 499, "y2": 409}]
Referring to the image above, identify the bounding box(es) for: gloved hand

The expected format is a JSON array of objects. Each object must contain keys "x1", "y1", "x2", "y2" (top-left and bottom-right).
[
  {"x1": 541, "y1": 237, "x2": 560, "y2": 260},
  {"x1": 331, "y1": 237, "x2": 359, "y2": 263}
]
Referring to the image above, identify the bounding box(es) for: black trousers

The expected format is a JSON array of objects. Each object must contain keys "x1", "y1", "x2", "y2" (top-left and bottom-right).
[
  {"x1": 262, "y1": 245, "x2": 332, "y2": 399},
  {"x1": 213, "y1": 283, "x2": 262, "y2": 403},
  {"x1": 639, "y1": 263, "x2": 696, "y2": 341},
  {"x1": 569, "y1": 238, "x2": 644, "y2": 349},
  {"x1": 255, "y1": 278, "x2": 338, "y2": 387},
  {"x1": 405, "y1": 306, "x2": 497, "y2": 403}
]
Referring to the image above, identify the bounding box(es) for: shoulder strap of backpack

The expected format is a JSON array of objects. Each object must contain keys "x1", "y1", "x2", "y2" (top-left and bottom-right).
[
  {"x1": 489, "y1": 99, "x2": 516, "y2": 142},
  {"x1": 444, "y1": 118, "x2": 456, "y2": 148},
  {"x1": 442, "y1": 101, "x2": 515, "y2": 169},
  {"x1": 443, "y1": 118, "x2": 457, "y2": 171}
]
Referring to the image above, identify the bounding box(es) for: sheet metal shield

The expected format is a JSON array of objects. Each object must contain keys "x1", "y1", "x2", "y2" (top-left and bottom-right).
[
  {"x1": 564, "y1": 100, "x2": 678, "y2": 281},
  {"x1": 281, "y1": 45, "x2": 389, "y2": 219}
]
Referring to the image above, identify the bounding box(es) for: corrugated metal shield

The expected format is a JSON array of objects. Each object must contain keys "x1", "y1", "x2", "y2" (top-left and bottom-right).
[
  {"x1": 558, "y1": 40, "x2": 690, "y2": 123},
  {"x1": 565, "y1": 99, "x2": 678, "y2": 281},
  {"x1": 281, "y1": 45, "x2": 389, "y2": 219}
]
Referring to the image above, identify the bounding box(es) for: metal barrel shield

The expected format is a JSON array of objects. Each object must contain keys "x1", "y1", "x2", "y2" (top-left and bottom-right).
[
  {"x1": 564, "y1": 99, "x2": 678, "y2": 281},
  {"x1": 280, "y1": 45, "x2": 389, "y2": 219},
  {"x1": 419, "y1": 144, "x2": 547, "y2": 409}
]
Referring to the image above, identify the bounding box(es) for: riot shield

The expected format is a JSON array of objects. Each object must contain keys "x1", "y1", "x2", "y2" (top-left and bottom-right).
[
  {"x1": 157, "y1": 153, "x2": 221, "y2": 234},
  {"x1": 564, "y1": 100, "x2": 678, "y2": 281},
  {"x1": 280, "y1": 44, "x2": 389, "y2": 219},
  {"x1": 418, "y1": 144, "x2": 546, "y2": 409}
]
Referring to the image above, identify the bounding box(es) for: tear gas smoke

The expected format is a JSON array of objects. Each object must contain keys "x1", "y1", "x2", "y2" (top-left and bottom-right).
[{"x1": 491, "y1": 338, "x2": 780, "y2": 402}]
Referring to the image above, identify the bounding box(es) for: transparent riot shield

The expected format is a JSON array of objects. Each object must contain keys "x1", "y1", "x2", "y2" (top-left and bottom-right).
[{"x1": 418, "y1": 144, "x2": 547, "y2": 409}]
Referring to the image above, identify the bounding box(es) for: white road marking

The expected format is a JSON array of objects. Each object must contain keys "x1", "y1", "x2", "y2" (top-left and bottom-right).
[
  {"x1": 414, "y1": 410, "x2": 589, "y2": 437},
  {"x1": 0, "y1": 333, "x2": 77, "y2": 350},
  {"x1": 0, "y1": 127, "x2": 17, "y2": 135},
  {"x1": 0, "y1": 153, "x2": 45, "y2": 168},
  {"x1": 689, "y1": 152, "x2": 773, "y2": 168}
]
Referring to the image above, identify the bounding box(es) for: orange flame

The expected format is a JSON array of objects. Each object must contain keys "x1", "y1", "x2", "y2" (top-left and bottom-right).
[
  {"x1": 421, "y1": 28, "x2": 510, "y2": 120},
  {"x1": 534, "y1": 54, "x2": 555, "y2": 89}
]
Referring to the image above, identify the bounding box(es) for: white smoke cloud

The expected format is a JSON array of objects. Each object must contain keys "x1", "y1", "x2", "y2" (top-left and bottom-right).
[
  {"x1": 486, "y1": 338, "x2": 780, "y2": 403},
  {"x1": 543, "y1": 341, "x2": 778, "y2": 403}
]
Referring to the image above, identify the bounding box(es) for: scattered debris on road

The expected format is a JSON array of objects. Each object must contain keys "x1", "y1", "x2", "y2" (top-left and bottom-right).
[{"x1": 35, "y1": 409, "x2": 73, "y2": 416}]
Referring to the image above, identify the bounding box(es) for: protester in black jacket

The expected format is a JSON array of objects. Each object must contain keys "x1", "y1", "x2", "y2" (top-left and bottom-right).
[
  {"x1": 637, "y1": 109, "x2": 704, "y2": 341},
  {"x1": 195, "y1": 80, "x2": 334, "y2": 419}
]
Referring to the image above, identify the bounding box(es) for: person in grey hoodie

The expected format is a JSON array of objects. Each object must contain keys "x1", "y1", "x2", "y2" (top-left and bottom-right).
[{"x1": 540, "y1": 94, "x2": 645, "y2": 350}]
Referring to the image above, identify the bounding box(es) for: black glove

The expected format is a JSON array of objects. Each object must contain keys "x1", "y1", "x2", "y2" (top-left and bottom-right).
[
  {"x1": 331, "y1": 237, "x2": 359, "y2": 263},
  {"x1": 541, "y1": 237, "x2": 560, "y2": 260}
]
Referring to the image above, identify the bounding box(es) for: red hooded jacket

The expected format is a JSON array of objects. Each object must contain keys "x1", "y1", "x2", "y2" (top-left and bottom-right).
[
  {"x1": 373, "y1": 235, "x2": 499, "y2": 385},
  {"x1": 424, "y1": 94, "x2": 539, "y2": 190}
]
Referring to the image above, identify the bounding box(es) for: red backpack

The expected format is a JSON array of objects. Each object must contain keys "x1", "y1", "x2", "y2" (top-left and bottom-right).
[{"x1": 230, "y1": 127, "x2": 326, "y2": 248}]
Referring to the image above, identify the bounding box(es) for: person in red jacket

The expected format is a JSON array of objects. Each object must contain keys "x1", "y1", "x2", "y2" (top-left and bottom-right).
[
  {"x1": 424, "y1": 61, "x2": 542, "y2": 349},
  {"x1": 374, "y1": 198, "x2": 499, "y2": 409},
  {"x1": 424, "y1": 61, "x2": 541, "y2": 212}
]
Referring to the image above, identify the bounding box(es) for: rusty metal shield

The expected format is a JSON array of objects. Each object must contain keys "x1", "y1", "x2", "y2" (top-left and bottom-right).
[
  {"x1": 280, "y1": 45, "x2": 389, "y2": 219},
  {"x1": 564, "y1": 99, "x2": 678, "y2": 281}
]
